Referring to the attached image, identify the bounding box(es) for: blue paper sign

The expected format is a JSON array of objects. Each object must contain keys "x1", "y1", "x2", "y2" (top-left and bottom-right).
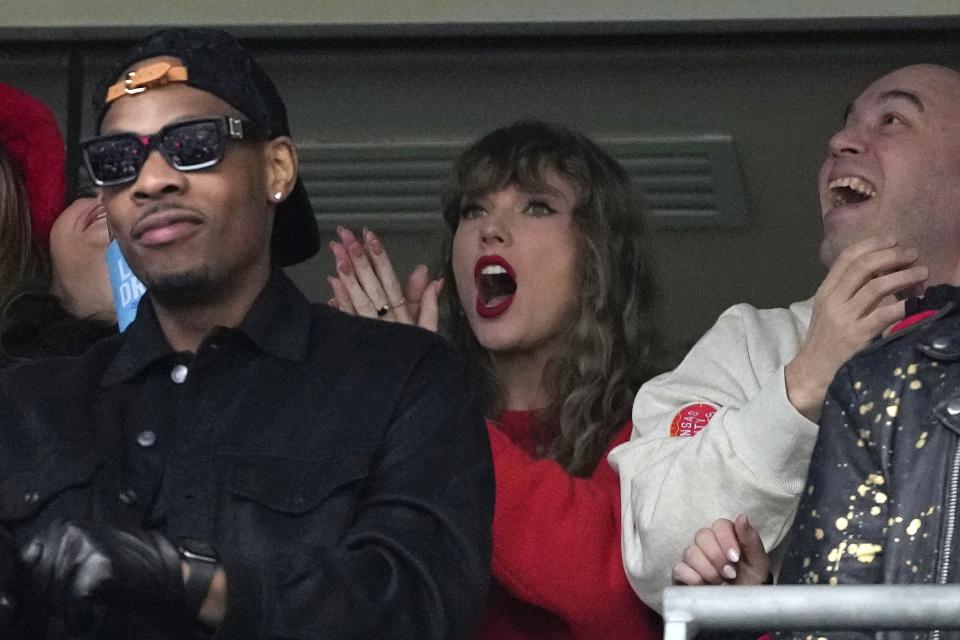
[{"x1": 106, "y1": 240, "x2": 146, "y2": 331}]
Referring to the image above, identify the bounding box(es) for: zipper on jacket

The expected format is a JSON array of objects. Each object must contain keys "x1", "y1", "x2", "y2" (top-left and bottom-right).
[{"x1": 930, "y1": 440, "x2": 960, "y2": 640}]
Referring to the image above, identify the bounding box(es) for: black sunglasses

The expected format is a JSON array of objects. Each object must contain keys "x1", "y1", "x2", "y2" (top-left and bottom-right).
[{"x1": 80, "y1": 116, "x2": 267, "y2": 187}]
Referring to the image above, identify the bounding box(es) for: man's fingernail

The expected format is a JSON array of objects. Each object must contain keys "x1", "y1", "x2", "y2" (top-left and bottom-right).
[
  {"x1": 337, "y1": 261, "x2": 352, "y2": 276},
  {"x1": 370, "y1": 238, "x2": 383, "y2": 255},
  {"x1": 727, "y1": 548, "x2": 740, "y2": 563},
  {"x1": 722, "y1": 564, "x2": 737, "y2": 580},
  {"x1": 349, "y1": 243, "x2": 364, "y2": 258}
]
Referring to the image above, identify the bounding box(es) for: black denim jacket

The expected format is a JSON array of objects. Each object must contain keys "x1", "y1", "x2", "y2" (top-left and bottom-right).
[{"x1": 0, "y1": 271, "x2": 493, "y2": 639}]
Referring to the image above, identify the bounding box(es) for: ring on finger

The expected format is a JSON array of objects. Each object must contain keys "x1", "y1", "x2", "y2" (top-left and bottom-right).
[{"x1": 376, "y1": 298, "x2": 406, "y2": 317}]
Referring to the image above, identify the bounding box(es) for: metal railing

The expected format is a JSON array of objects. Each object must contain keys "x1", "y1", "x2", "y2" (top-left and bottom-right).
[{"x1": 663, "y1": 585, "x2": 960, "y2": 640}]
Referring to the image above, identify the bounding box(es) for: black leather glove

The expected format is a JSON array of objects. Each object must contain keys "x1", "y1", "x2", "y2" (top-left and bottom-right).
[
  {"x1": 20, "y1": 521, "x2": 189, "y2": 635},
  {"x1": 0, "y1": 526, "x2": 22, "y2": 628}
]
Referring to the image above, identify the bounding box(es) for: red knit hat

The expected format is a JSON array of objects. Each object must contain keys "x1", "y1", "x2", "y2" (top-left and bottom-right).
[{"x1": 0, "y1": 83, "x2": 66, "y2": 247}]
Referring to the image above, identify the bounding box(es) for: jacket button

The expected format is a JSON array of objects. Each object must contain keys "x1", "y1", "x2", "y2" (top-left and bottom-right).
[
  {"x1": 118, "y1": 489, "x2": 138, "y2": 505},
  {"x1": 136, "y1": 430, "x2": 157, "y2": 447},
  {"x1": 170, "y1": 364, "x2": 189, "y2": 384},
  {"x1": 23, "y1": 492, "x2": 38, "y2": 504},
  {"x1": 933, "y1": 337, "x2": 952, "y2": 351},
  {"x1": 949, "y1": 400, "x2": 960, "y2": 416}
]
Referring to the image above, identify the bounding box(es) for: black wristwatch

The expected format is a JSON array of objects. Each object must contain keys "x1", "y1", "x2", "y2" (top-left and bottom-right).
[{"x1": 177, "y1": 538, "x2": 219, "y2": 617}]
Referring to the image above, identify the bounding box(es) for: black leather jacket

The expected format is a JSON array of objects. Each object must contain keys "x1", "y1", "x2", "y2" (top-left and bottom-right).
[{"x1": 781, "y1": 295, "x2": 960, "y2": 640}]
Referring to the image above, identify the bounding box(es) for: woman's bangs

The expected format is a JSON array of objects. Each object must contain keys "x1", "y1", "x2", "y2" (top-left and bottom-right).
[{"x1": 459, "y1": 157, "x2": 510, "y2": 204}]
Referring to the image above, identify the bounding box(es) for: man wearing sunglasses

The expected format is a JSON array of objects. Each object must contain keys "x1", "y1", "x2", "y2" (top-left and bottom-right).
[{"x1": 0, "y1": 28, "x2": 493, "y2": 640}]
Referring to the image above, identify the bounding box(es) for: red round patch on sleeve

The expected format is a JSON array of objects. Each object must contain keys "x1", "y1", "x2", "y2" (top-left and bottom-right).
[{"x1": 669, "y1": 403, "x2": 718, "y2": 437}]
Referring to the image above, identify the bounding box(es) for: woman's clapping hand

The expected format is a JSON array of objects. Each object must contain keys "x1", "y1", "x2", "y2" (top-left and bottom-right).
[{"x1": 327, "y1": 226, "x2": 443, "y2": 332}]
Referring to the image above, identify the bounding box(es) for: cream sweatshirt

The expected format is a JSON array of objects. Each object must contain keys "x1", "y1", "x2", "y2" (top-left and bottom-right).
[{"x1": 608, "y1": 299, "x2": 816, "y2": 612}]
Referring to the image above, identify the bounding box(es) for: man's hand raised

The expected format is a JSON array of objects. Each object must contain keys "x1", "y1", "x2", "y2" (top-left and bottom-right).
[{"x1": 786, "y1": 237, "x2": 927, "y2": 420}]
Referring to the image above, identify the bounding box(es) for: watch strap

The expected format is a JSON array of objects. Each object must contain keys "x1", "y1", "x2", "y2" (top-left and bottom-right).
[{"x1": 178, "y1": 539, "x2": 219, "y2": 617}]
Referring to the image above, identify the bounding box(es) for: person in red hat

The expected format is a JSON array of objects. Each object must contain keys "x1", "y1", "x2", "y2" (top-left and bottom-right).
[
  {"x1": 0, "y1": 84, "x2": 115, "y2": 363},
  {"x1": 0, "y1": 83, "x2": 66, "y2": 305}
]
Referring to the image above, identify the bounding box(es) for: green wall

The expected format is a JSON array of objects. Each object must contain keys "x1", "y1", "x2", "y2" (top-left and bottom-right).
[
  {"x1": 4, "y1": 16, "x2": 960, "y2": 357},
  {"x1": 3, "y1": 0, "x2": 959, "y2": 31}
]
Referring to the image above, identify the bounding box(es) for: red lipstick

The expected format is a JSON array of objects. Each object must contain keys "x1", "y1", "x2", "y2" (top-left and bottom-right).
[
  {"x1": 474, "y1": 255, "x2": 516, "y2": 319},
  {"x1": 81, "y1": 201, "x2": 107, "y2": 232}
]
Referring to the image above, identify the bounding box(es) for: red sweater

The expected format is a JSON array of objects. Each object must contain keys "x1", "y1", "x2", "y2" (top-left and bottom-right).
[{"x1": 477, "y1": 411, "x2": 662, "y2": 640}]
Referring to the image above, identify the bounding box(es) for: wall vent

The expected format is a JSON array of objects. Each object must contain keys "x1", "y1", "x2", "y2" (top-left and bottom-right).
[{"x1": 298, "y1": 134, "x2": 747, "y2": 231}]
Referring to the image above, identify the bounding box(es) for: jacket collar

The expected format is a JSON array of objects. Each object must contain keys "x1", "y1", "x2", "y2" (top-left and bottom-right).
[
  {"x1": 100, "y1": 269, "x2": 311, "y2": 387},
  {"x1": 906, "y1": 283, "x2": 960, "y2": 316},
  {"x1": 870, "y1": 294, "x2": 960, "y2": 353}
]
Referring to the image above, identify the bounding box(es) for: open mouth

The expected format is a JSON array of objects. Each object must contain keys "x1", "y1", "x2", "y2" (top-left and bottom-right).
[
  {"x1": 828, "y1": 176, "x2": 877, "y2": 208},
  {"x1": 478, "y1": 265, "x2": 517, "y2": 304},
  {"x1": 474, "y1": 256, "x2": 517, "y2": 318},
  {"x1": 81, "y1": 203, "x2": 108, "y2": 232}
]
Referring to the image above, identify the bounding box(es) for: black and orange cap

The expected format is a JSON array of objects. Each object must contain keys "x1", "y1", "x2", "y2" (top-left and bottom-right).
[{"x1": 93, "y1": 28, "x2": 319, "y2": 267}]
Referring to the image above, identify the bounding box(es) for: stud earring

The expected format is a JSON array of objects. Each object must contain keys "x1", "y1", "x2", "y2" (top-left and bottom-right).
[{"x1": 274, "y1": 192, "x2": 283, "y2": 201}]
